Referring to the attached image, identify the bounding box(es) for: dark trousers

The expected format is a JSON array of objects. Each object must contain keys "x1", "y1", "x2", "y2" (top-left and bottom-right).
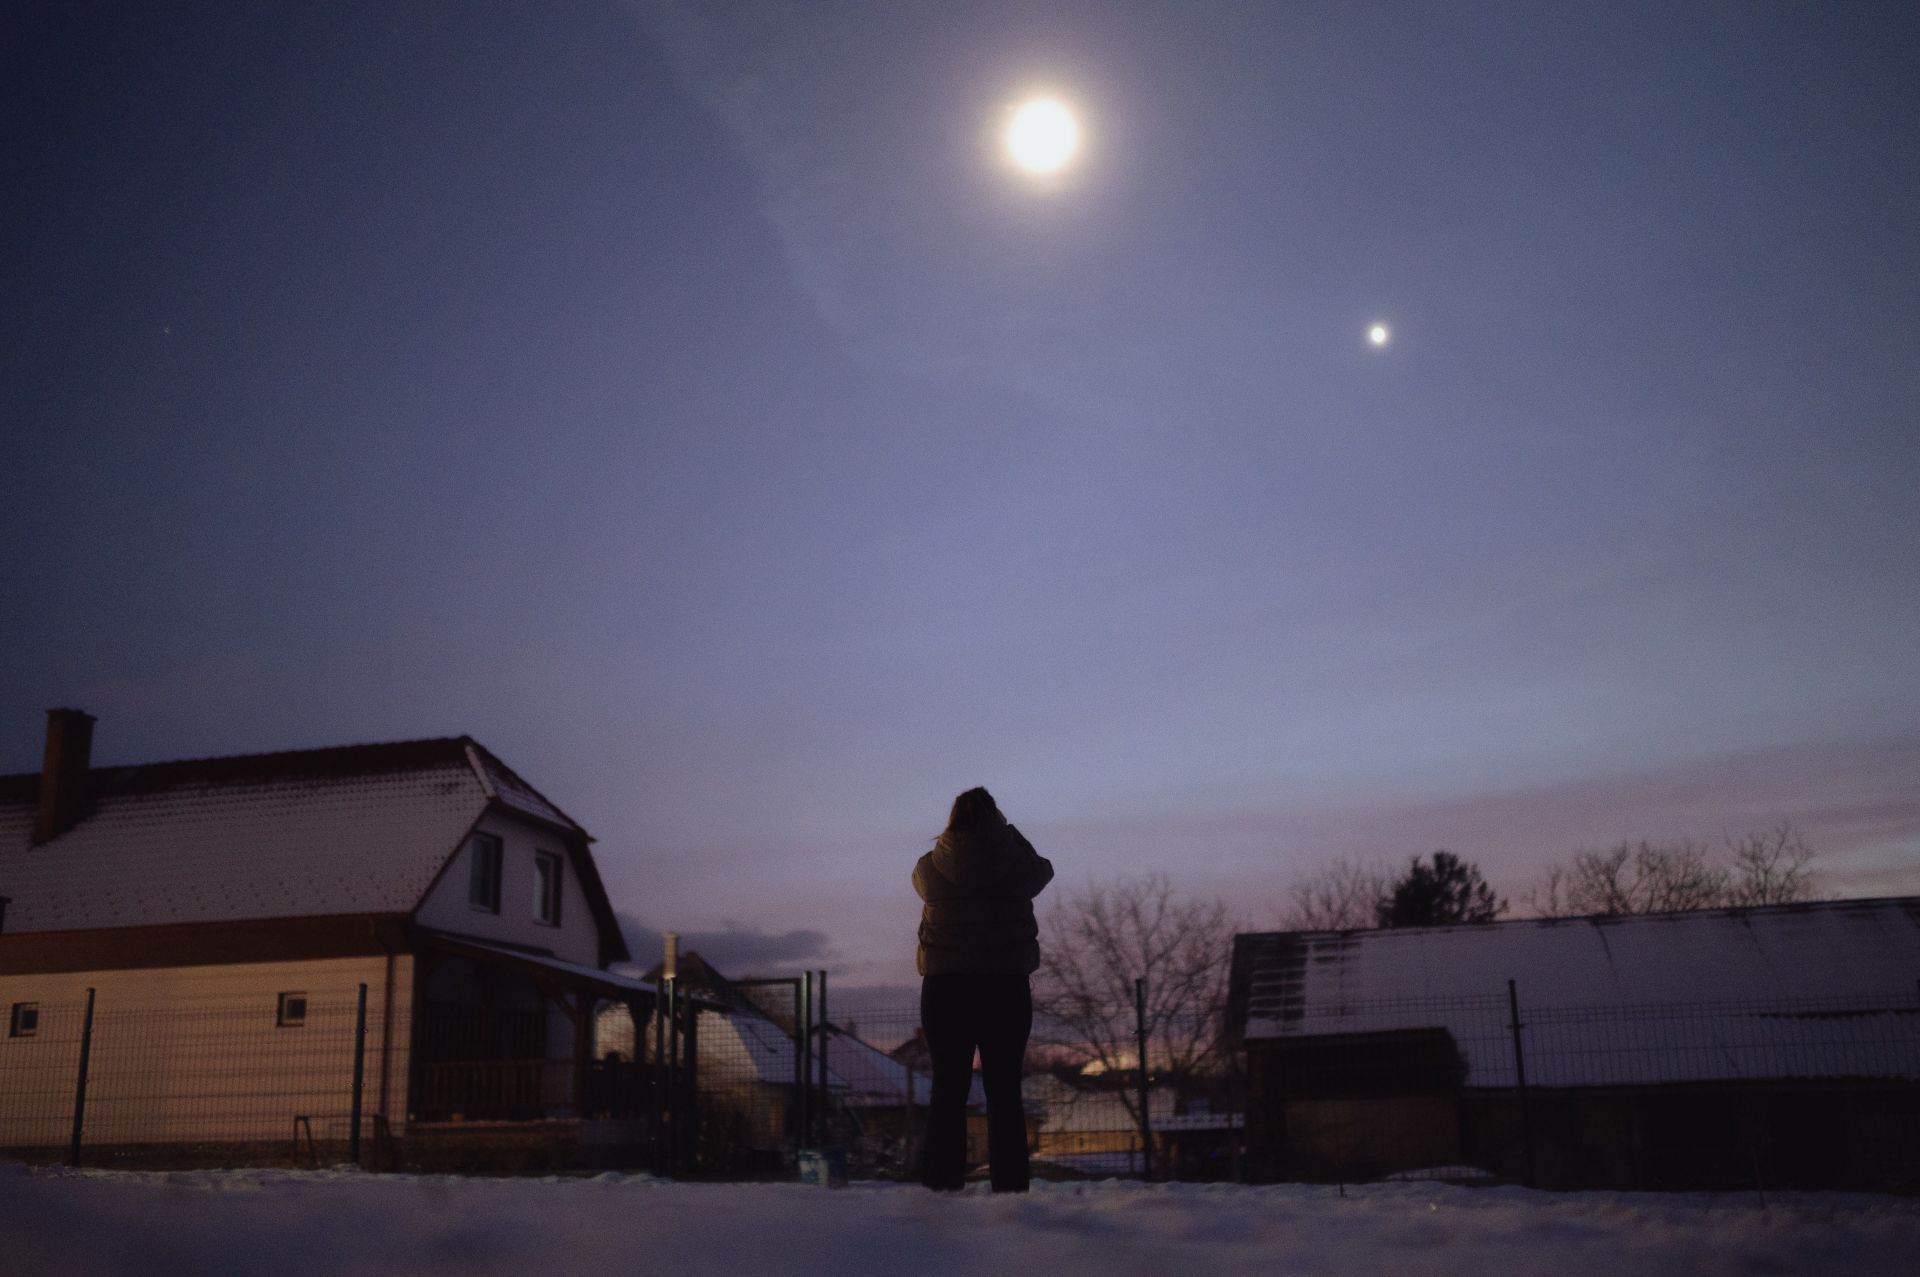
[{"x1": 919, "y1": 972, "x2": 1032, "y2": 1192}]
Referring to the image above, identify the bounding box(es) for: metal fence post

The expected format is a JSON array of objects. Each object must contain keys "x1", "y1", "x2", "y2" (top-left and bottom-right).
[
  {"x1": 1507, "y1": 978, "x2": 1536, "y2": 1187},
  {"x1": 651, "y1": 988, "x2": 666, "y2": 1174},
  {"x1": 68, "y1": 987, "x2": 96, "y2": 1166},
  {"x1": 799, "y1": 971, "x2": 813, "y2": 1149},
  {"x1": 349, "y1": 983, "x2": 368, "y2": 1168},
  {"x1": 683, "y1": 998, "x2": 699, "y2": 1170},
  {"x1": 817, "y1": 968, "x2": 829, "y2": 1143},
  {"x1": 789, "y1": 978, "x2": 804, "y2": 1156},
  {"x1": 1135, "y1": 976, "x2": 1153, "y2": 1181},
  {"x1": 668, "y1": 975, "x2": 683, "y2": 1175}
]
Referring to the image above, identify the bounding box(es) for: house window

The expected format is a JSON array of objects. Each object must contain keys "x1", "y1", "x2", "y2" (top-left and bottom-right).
[
  {"x1": 469, "y1": 832, "x2": 503, "y2": 913},
  {"x1": 534, "y1": 850, "x2": 563, "y2": 926},
  {"x1": 9, "y1": 1003, "x2": 37, "y2": 1037},
  {"x1": 277, "y1": 993, "x2": 307, "y2": 1028}
]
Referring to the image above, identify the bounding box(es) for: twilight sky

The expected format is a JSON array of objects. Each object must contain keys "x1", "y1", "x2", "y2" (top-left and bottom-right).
[{"x1": 5, "y1": 2, "x2": 1917, "y2": 994}]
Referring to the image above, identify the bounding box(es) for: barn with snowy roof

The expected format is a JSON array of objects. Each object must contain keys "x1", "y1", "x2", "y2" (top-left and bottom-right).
[
  {"x1": 0, "y1": 709, "x2": 660, "y2": 1165},
  {"x1": 1226, "y1": 900, "x2": 1920, "y2": 1191}
]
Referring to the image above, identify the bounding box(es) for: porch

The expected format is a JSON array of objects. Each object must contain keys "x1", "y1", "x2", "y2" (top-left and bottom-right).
[{"x1": 409, "y1": 932, "x2": 667, "y2": 1126}]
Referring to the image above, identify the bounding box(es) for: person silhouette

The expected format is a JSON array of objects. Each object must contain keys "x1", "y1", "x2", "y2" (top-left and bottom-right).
[{"x1": 911, "y1": 786, "x2": 1054, "y2": 1192}]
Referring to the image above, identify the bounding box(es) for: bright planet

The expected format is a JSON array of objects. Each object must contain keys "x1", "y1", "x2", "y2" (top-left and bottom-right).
[
  {"x1": 1005, "y1": 97, "x2": 1081, "y2": 175},
  {"x1": 1368, "y1": 322, "x2": 1391, "y2": 346}
]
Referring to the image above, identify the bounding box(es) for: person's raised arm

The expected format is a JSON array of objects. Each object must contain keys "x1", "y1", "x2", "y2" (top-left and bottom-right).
[{"x1": 1006, "y1": 825, "x2": 1055, "y2": 899}]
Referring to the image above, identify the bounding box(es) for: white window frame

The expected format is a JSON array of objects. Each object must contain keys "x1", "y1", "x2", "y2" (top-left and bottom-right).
[
  {"x1": 533, "y1": 850, "x2": 564, "y2": 926},
  {"x1": 469, "y1": 832, "x2": 504, "y2": 914}
]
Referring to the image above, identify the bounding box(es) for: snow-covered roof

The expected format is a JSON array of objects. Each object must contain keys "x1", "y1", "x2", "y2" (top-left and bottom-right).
[
  {"x1": 680, "y1": 1009, "x2": 982, "y2": 1107},
  {"x1": 821, "y1": 1025, "x2": 957, "y2": 1108},
  {"x1": 1229, "y1": 898, "x2": 1920, "y2": 1087},
  {"x1": 0, "y1": 736, "x2": 584, "y2": 933},
  {"x1": 700, "y1": 1007, "x2": 804, "y2": 1084}
]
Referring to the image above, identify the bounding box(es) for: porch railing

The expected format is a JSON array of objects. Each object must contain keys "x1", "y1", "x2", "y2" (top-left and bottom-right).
[{"x1": 411, "y1": 1058, "x2": 656, "y2": 1123}]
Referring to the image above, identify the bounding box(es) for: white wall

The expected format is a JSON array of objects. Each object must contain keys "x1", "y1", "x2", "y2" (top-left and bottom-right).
[
  {"x1": 0, "y1": 955, "x2": 414, "y2": 1149},
  {"x1": 414, "y1": 811, "x2": 602, "y2": 966}
]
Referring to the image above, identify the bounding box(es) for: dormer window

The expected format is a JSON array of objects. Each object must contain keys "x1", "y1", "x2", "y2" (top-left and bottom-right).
[
  {"x1": 469, "y1": 832, "x2": 503, "y2": 913},
  {"x1": 534, "y1": 850, "x2": 563, "y2": 926}
]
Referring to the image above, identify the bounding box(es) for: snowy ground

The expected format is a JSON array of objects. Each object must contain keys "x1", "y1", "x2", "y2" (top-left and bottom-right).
[{"x1": 4, "y1": 1164, "x2": 1917, "y2": 1276}]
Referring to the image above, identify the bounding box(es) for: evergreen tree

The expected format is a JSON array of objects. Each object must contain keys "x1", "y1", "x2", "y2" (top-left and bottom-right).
[{"x1": 1376, "y1": 851, "x2": 1506, "y2": 927}]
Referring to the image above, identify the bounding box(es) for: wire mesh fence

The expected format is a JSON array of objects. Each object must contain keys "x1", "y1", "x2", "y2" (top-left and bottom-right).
[
  {"x1": 5, "y1": 980, "x2": 1915, "y2": 1189},
  {"x1": 663, "y1": 993, "x2": 1238, "y2": 1183},
  {"x1": 0, "y1": 990, "x2": 377, "y2": 1168},
  {"x1": 0, "y1": 996, "x2": 88, "y2": 1153},
  {"x1": 1240, "y1": 985, "x2": 1920, "y2": 1191}
]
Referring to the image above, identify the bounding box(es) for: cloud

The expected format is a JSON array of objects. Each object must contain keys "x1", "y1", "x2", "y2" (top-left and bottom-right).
[
  {"x1": 623, "y1": 1, "x2": 882, "y2": 335},
  {"x1": 615, "y1": 912, "x2": 838, "y2": 974}
]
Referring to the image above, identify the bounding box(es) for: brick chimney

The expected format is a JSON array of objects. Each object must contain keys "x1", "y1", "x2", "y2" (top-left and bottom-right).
[{"x1": 34, "y1": 708, "x2": 96, "y2": 844}]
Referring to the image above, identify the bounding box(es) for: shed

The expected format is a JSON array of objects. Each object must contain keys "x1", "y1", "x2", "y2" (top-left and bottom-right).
[{"x1": 1226, "y1": 898, "x2": 1920, "y2": 1189}]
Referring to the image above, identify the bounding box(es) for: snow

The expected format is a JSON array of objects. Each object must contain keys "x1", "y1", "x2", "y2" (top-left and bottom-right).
[
  {"x1": 4, "y1": 1164, "x2": 1916, "y2": 1276},
  {"x1": 465, "y1": 743, "x2": 582, "y2": 835},
  {"x1": 0, "y1": 736, "x2": 588, "y2": 931},
  {"x1": 0, "y1": 751, "x2": 485, "y2": 930},
  {"x1": 598, "y1": 1005, "x2": 984, "y2": 1108}
]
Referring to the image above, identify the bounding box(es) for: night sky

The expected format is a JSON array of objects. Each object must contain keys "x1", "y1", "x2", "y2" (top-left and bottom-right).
[{"x1": 6, "y1": 2, "x2": 1917, "y2": 994}]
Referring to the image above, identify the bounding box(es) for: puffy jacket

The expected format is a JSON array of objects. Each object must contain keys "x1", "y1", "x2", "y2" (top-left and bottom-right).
[{"x1": 912, "y1": 822, "x2": 1055, "y2": 976}]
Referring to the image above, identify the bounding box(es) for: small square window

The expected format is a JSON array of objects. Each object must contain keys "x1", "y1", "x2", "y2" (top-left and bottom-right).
[
  {"x1": 277, "y1": 992, "x2": 307, "y2": 1028},
  {"x1": 9, "y1": 1003, "x2": 37, "y2": 1037},
  {"x1": 469, "y1": 832, "x2": 503, "y2": 913},
  {"x1": 534, "y1": 850, "x2": 564, "y2": 926}
]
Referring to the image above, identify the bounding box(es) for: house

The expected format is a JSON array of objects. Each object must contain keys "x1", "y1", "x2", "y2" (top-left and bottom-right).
[
  {"x1": 596, "y1": 953, "x2": 973, "y2": 1175},
  {"x1": 0, "y1": 709, "x2": 660, "y2": 1168},
  {"x1": 1023, "y1": 1066, "x2": 1241, "y2": 1180},
  {"x1": 1226, "y1": 898, "x2": 1920, "y2": 1190}
]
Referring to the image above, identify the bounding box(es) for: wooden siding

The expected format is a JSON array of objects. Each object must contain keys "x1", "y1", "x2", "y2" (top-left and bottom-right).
[
  {"x1": 0, "y1": 954, "x2": 413, "y2": 1148},
  {"x1": 414, "y1": 811, "x2": 601, "y2": 967}
]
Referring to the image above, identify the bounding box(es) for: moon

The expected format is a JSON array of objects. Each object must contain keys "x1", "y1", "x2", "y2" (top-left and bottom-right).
[
  {"x1": 1368, "y1": 323, "x2": 1391, "y2": 347},
  {"x1": 1005, "y1": 98, "x2": 1081, "y2": 175}
]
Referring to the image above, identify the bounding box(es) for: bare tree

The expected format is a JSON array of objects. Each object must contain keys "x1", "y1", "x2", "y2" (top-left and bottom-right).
[
  {"x1": 1034, "y1": 874, "x2": 1236, "y2": 1125},
  {"x1": 1526, "y1": 824, "x2": 1819, "y2": 917},
  {"x1": 1275, "y1": 856, "x2": 1392, "y2": 931},
  {"x1": 1723, "y1": 823, "x2": 1819, "y2": 906},
  {"x1": 1529, "y1": 839, "x2": 1728, "y2": 917}
]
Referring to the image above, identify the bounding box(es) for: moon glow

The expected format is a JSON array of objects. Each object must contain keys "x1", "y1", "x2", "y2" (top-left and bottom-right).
[
  {"x1": 1368, "y1": 323, "x2": 1391, "y2": 347},
  {"x1": 1006, "y1": 98, "x2": 1081, "y2": 175}
]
